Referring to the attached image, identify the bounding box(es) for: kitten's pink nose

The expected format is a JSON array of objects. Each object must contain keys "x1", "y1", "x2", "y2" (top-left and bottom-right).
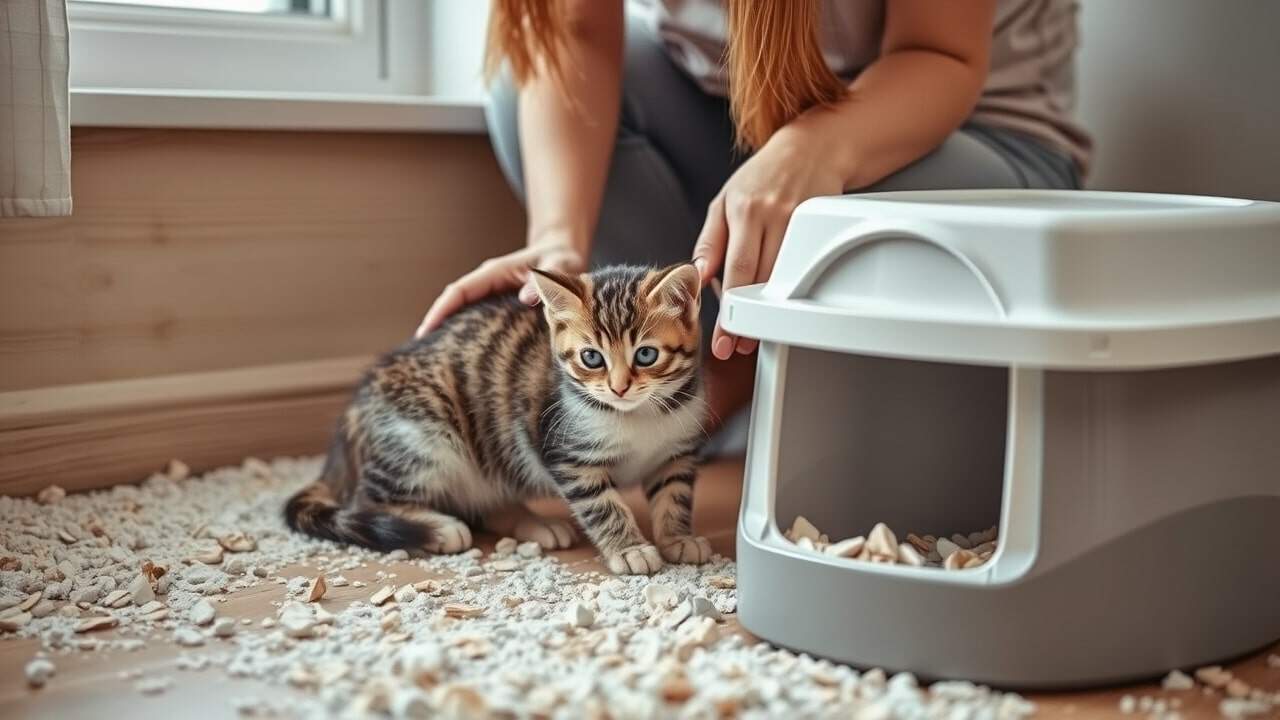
[{"x1": 610, "y1": 379, "x2": 631, "y2": 397}]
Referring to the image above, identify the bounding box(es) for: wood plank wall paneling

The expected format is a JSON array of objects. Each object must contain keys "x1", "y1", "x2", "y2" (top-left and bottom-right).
[
  {"x1": 0, "y1": 128, "x2": 525, "y2": 493},
  {"x1": 0, "y1": 128, "x2": 525, "y2": 392},
  {"x1": 0, "y1": 357, "x2": 368, "y2": 495}
]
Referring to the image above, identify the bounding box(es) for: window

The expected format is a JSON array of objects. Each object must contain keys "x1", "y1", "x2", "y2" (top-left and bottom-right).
[
  {"x1": 76, "y1": 0, "x2": 332, "y2": 16},
  {"x1": 68, "y1": 0, "x2": 448, "y2": 97}
]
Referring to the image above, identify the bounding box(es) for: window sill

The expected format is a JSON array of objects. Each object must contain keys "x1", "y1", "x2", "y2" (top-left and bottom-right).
[{"x1": 70, "y1": 88, "x2": 488, "y2": 134}]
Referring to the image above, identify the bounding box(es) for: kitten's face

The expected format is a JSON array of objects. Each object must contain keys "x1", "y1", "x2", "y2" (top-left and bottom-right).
[{"x1": 532, "y1": 264, "x2": 701, "y2": 412}]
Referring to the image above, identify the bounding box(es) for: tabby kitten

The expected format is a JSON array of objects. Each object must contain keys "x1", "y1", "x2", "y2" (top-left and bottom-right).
[{"x1": 285, "y1": 264, "x2": 711, "y2": 575}]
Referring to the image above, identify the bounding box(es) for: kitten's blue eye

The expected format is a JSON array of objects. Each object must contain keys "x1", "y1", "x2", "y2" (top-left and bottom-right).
[
  {"x1": 634, "y1": 346, "x2": 659, "y2": 367},
  {"x1": 579, "y1": 348, "x2": 605, "y2": 369}
]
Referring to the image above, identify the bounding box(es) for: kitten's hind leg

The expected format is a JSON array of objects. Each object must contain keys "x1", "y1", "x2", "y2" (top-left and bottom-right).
[
  {"x1": 644, "y1": 455, "x2": 712, "y2": 565},
  {"x1": 482, "y1": 505, "x2": 576, "y2": 550},
  {"x1": 393, "y1": 506, "x2": 473, "y2": 554}
]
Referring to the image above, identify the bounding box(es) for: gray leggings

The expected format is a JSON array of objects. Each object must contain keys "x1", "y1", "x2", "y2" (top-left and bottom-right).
[{"x1": 486, "y1": 17, "x2": 1080, "y2": 324}]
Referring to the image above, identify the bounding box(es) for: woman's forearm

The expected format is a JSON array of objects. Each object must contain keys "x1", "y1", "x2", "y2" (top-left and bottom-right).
[
  {"x1": 519, "y1": 1, "x2": 624, "y2": 258},
  {"x1": 782, "y1": 0, "x2": 995, "y2": 190}
]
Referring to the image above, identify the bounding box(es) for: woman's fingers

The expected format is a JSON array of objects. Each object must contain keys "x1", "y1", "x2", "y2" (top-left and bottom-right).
[
  {"x1": 692, "y1": 195, "x2": 729, "y2": 286},
  {"x1": 710, "y1": 196, "x2": 765, "y2": 360},
  {"x1": 417, "y1": 258, "x2": 518, "y2": 337},
  {"x1": 517, "y1": 279, "x2": 539, "y2": 305},
  {"x1": 416, "y1": 245, "x2": 589, "y2": 338},
  {"x1": 734, "y1": 211, "x2": 789, "y2": 355}
]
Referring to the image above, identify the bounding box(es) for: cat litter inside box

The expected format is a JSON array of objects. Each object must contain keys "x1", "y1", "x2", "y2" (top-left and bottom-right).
[{"x1": 721, "y1": 189, "x2": 1280, "y2": 688}]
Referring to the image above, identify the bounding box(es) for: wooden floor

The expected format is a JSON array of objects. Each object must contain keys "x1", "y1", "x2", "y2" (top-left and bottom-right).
[{"x1": 0, "y1": 459, "x2": 1275, "y2": 718}]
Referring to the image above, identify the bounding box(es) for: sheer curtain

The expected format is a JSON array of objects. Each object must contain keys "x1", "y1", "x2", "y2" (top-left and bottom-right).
[{"x1": 1, "y1": 0, "x2": 71, "y2": 217}]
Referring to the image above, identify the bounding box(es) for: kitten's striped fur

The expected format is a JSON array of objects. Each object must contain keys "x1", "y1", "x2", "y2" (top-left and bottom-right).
[{"x1": 284, "y1": 264, "x2": 711, "y2": 574}]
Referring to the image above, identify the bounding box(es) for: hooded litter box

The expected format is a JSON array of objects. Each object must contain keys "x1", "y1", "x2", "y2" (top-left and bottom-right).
[{"x1": 720, "y1": 189, "x2": 1280, "y2": 688}]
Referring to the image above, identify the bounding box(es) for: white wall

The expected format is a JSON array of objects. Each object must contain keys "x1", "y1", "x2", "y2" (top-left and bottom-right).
[
  {"x1": 424, "y1": 0, "x2": 490, "y2": 99},
  {"x1": 1077, "y1": 0, "x2": 1280, "y2": 200}
]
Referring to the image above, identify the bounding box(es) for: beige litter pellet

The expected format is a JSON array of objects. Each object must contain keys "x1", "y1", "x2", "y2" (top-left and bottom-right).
[
  {"x1": 1196, "y1": 665, "x2": 1232, "y2": 689},
  {"x1": 128, "y1": 573, "x2": 155, "y2": 605},
  {"x1": 166, "y1": 459, "x2": 190, "y2": 480},
  {"x1": 75, "y1": 615, "x2": 118, "y2": 633},
  {"x1": 660, "y1": 672, "x2": 695, "y2": 704},
  {"x1": 935, "y1": 537, "x2": 961, "y2": 560},
  {"x1": 307, "y1": 576, "x2": 327, "y2": 603},
  {"x1": 218, "y1": 532, "x2": 257, "y2": 553},
  {"x1": 194, "y1": 545, "x2": 224, "y2": 565},
  {"x1": 0, "y1": 613, "x2": 32, "y2": 632},
  {"x1": 864, "y1": 523, "x2": 898, "y2": 561},
  {"x1": 898, "y1": 543, "x2": 925, "y2": 567},
  {"x1": 380, "y1": 611, "x2": 402, "y2": 633},
  {"x1": 824, "y1": 536, "x2": 865, "y2": 558},
  {"x1": 442, "y1": 603, "x2": 485, "y2": 620},
  {"x1": 370, "y1": 585, "x2": 395, "y2": 606},
  {"x1": 905, "y1": 533, "x2": 930, "y2": 554},
  {"x1": 137, "y1": 601, "x2": 164, "y2": 615},
  {"x1": 494, "y1": 537, "x2": 518, "y2": 556},
  {"x1": 788, "y1": 516, "x2": 822, "y2": 543},
  {"x1": 706, "y1": 575, "x2": 736, "y2": 589},
  {"x1": 36, "y1": 485, "x2": 66, "y2": 505},
  {"x1": 1226, "y1": 678, "x2": 1252, "y2": 698}
]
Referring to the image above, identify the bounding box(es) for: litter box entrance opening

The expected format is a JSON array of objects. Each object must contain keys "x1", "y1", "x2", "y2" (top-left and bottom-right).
[{"x1": 772, "y1": 348, "x2": 1008, "y2": 543}]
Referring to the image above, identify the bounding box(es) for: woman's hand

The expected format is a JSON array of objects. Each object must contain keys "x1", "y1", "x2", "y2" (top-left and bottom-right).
[
  {"x1": 415, "y1": 243, "x2": 585, "y2": 338},
  {"x1": 692, "y1": 120, "x2": 846, "y2": 360}
]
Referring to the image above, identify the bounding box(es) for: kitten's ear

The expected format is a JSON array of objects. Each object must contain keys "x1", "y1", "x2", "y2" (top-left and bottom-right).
[
  {"x1": 529, "y1": 268, "x2": 587, "y2": 316},
  {"x1": 646, "y1": 263, "x2": 701, "y2": 320}
]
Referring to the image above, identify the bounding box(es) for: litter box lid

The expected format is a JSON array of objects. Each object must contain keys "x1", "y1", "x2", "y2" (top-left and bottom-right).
[{"x1": 720, "y1": 189, "x2": 1280, "y2": 369}]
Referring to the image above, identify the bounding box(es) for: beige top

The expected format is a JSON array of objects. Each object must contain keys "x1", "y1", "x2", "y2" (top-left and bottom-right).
[{"x1": 647, "y1": 0, "x2": 1092, "y2": 174}]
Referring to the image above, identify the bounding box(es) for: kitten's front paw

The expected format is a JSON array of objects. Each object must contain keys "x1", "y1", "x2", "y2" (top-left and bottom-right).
[
  {"x1": 658, "y1": 535, "x2": 713, "y2": 565},
  {"x1": 514, "y1": 517, "x2": 576, "y2": 550},
  {"x1": 424, "y1": 520, "x2": 473, "y2": 554},
  {"x1": 605, "y1": 543, "x2": 664, "y2": 575}
]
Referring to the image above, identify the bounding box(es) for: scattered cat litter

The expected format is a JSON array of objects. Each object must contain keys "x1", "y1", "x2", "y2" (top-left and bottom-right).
[
  {"x1": 786, "y1": 516, "x2": 998, "y2": 570},
  {"x1": 35, "y1": 485, "x2": 65, "y2": 505},
  {"x1": 0, "y1": 456, "x2": 1063, "y2": 718},
  {"x1": 1220, "y1": 697, "x2": 1274, "y2": 719},
  {"x1": 24, "y1": 657, "x2": 55, "y2": 688},
  {"x1": 306, "y1": 575, "x2": 326, "y2": 602},
  {"x1": 135, "y1": 675, "x2": 174, "y2": 696},
  {"x1": 1163, "y1": 669, "x2": 1196, "y2": 690}
]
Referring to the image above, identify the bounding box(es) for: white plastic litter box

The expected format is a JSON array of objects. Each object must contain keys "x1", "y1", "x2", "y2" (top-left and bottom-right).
[{"x1": 721, "y1": 190, "x2": 1280, "y2": 688}]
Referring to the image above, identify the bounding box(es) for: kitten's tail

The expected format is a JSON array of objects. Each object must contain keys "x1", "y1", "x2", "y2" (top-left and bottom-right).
[{"x1": 283, "y1": 426, "x2": 430, "y2": 552}]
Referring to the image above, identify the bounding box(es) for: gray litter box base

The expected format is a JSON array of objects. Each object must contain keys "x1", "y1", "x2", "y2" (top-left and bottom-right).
[{"x1": 737, "y1": 496, "x2": 1280, "y2": 689}]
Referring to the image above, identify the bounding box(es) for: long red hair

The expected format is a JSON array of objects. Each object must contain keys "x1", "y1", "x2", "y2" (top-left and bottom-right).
[{"x1": 484, "y1": 0, "x2": 846, "y2": 150}]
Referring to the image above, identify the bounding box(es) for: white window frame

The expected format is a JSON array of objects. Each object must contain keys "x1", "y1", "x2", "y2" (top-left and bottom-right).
[{"x1": 67, "y1": 0, "x2": 489, "y2": 132}]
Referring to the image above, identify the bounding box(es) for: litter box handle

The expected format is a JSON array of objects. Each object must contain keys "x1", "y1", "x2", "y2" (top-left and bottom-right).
[{"x1": 766, "y1": 218, "x2": 1008, "y2": 318}]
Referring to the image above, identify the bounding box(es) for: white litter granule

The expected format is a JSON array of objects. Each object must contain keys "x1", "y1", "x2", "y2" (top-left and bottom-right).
[
  {"x1": 1163, "y1": 669, "x2": 1196, "y2": 691},
  {"x1": 0, "y1": 456, "x2": 1047, "y2": 718},
  {"x1": 24, "y1": 657, "x2": 55, "y2": 687},
  {"x1": 135, "y1": 675, "x2": 173, "y2": 696}
]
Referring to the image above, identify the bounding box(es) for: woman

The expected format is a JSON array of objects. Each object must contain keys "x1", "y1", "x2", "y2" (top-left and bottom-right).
[{"x1": 418, "y1": 0, "x2": 1089, "y2": 426}]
